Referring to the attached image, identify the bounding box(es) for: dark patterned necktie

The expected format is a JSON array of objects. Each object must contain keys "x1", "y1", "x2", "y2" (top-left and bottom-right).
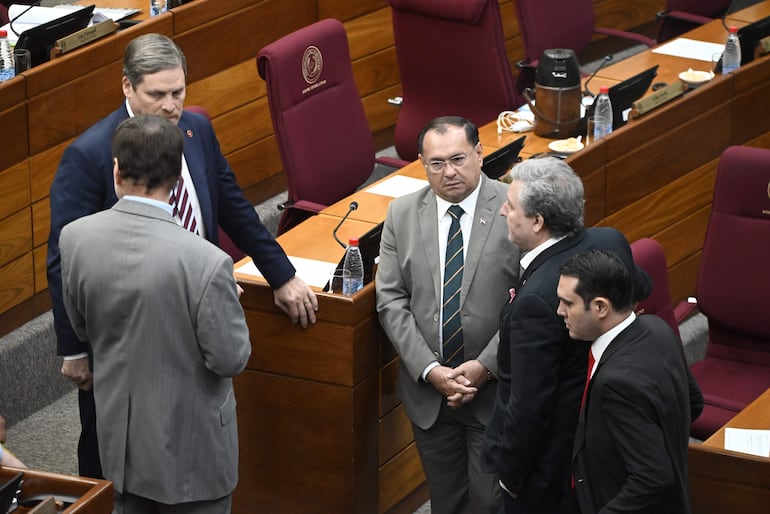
[{"x1": 442, "y1": 205, "x2": 465, "y2": 368}]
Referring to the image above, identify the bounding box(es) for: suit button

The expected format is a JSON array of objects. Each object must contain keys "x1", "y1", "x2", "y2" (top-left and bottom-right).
[{"x1": 433, "y1": 313, "x2": 439, "y2": 322}]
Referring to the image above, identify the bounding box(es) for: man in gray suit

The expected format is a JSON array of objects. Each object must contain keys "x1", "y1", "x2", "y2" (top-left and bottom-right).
[
  {"x1": 376, "y1": 116, "x2": 520, "y2": 514},
  {"x1": 59, "y1": 114, "x2": 251, "y2": 514}
]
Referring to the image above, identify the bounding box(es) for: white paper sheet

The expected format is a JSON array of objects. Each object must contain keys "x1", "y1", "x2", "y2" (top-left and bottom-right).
[
  {"x1": 652, "y1": 38, "x2": 726, "y2": 62},
  {"x1": 235, "y1": 256, "x2": 338, "y2": 290},
  {"x1": 724, "y1": 427, "x2": 770, "y2": 457},
  {"x1": 365, "y1": 175, "x2": 428, "y2": 198}
]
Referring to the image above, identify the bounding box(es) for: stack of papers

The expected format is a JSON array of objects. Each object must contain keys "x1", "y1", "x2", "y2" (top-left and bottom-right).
[{"x1": 1, "y1": 4, "x2": 140, "y2": 44}]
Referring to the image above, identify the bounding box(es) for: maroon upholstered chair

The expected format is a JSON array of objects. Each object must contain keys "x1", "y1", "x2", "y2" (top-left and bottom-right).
[
  {"x1": 514, "y1": 0, "x2": 656, "y2": 91},
  {"x1": 657, "y1": 0, "x2": 732, "y2": 42},
  {"x1": 257, "y1": 18, "x2": 406, "y2": 235},
  {"x1": 184, "y1": 105, "x2": 246, "y2": 262},
  {"x1": 689, "y1": 145, "x2": 770, "y2": 440},
  {"x1": 1, "y1": 6, "x2": 8, "y2": 25},
  {"x1": 631, "y1": 238, "x2": 681, "y2": 339},
  {"x1": 389, "y1": 0, "x2": 522, "y2": 162}
]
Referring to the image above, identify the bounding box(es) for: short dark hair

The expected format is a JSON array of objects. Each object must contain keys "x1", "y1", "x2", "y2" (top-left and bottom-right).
[
  {"x1": 560, "y1": 249, "x2": 634, "y2": 312},
  {"x1": 417, "y1": 116, "x2": 479, "y2": 155},
  {"x1": 112, "y1": 114, "x2": 183, "y2": 193}
]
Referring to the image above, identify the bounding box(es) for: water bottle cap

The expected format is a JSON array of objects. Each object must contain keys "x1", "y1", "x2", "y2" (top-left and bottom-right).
[
  {"x1": 599, "y1": 86, "x2": 609, "y2": 94},
  {"x1": 0, "y1": 30, "x2": 7, "y2": 38},
  {"x1": 729, "y1": 26, "x2": 738, "y2": 33},
  {"x1": 348, "y1": 237, "x2": 359, "y2": 246}
]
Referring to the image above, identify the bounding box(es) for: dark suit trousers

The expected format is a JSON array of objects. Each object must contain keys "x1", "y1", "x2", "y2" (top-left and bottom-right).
[
  {"x1": 78, "y1": 351, "x2": 103, "y2": 479},
  {"x1": 412, "y1": 401, "x2": 500, "y2": 514}
]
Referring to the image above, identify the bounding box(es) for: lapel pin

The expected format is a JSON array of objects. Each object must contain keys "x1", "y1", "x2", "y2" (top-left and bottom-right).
[
  {"x1": 479, "y1": 217, "x2": 487, "y2": 225},
  {"x1": 186, "y1": 129, "x2": 193, "y2": 138}
]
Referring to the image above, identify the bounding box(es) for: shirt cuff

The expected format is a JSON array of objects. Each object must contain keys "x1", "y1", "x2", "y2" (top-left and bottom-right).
[
  {"x1": 63, "y1": 353, "x2": 88, "y2": 361},
  {"x1": 422, "y1": 361, "x2": 440, "y2": 382}
]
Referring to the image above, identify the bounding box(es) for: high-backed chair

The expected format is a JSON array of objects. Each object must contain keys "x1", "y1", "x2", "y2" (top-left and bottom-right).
[
  {"x1": 257, "y1": 18, "x2": 406, "y2": 234},
  {"x1": 514, "y1": 0, "x2": 656, "y2": 90},
  {"x1": 657, "y1": 0, "x2": 732, "y2": 42},
  {"x1": 389, "y1": 0, "x2": 522, "y2": 162},
  {"x1": 689, "y1": 145, "x2": 770, "y2": 440},
  {"x1": 184, "y1": 105, "x2": 246, "y2": 262},
  {"x1": 631, "y1": 238, "x2": 680, "y2": 339}
]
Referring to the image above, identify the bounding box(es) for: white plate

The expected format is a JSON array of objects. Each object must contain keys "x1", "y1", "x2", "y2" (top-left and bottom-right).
[
  {"x1": 548, "y1": 139, "x2": 584, "y2": 154},
  {"x1": 678, "y1": 69, "x2": 714, "y2": 88}
]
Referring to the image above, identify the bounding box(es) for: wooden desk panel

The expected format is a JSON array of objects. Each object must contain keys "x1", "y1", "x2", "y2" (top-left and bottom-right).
[
  {"x1": 689, "y1": 388, "x2": 770, "y2": 514},
  {"x1": 0, "y1": 467, "x2": 112, "y2": 513}
]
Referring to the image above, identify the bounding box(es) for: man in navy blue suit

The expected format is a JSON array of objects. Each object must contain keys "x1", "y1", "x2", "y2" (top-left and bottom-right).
[{"x1": 47, "y1": 33, "x2": 318, "y2": 478}]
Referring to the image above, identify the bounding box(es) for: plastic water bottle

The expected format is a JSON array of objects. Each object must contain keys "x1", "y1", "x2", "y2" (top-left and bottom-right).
[
  {"x1": 342, "y1": 237, "x2": 364, "y2": 296},
  {"x1": 593, "y1": 86, "x2": 613, "y2": 140},
  {"x1": 150, "y1": 0, "x2": 168, "y2": 17},
  {"x1": 722, "y1": 26, "x2": 741, "y2": 74},
  {"x1": 0, "y1": 30, "x2": 14, "y2": 82}
]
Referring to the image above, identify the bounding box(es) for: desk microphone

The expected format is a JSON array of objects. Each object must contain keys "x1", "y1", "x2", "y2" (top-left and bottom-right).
[
  {"x1": 583, "y1": 54, "x2": 613, "y2": 98},
  {"x1": 332, "y1": 201, "x2": 359, "y2": 249}
]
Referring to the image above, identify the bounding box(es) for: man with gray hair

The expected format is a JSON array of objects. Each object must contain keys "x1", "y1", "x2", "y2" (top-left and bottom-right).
[
  {"x1": 481, "y1": 157, "x2": 651, "y2": 514},
  {"x1": 47, "y1": 33, "x2": 318, "y2": 478}
]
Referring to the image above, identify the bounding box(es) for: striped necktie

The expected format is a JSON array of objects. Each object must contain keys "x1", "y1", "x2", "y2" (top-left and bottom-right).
[
  {"x1": 442, "y1": 205, "x2": 465, "y2": 368},
  {"x1": 170, "y1": 175, "x2": 200, "y2": 235}
]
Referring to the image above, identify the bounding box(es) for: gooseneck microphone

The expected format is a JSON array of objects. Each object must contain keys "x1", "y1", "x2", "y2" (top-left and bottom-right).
[
  {"x1": 332, "y1": 201, "x2": 359, "y2": 249},
  {"x1": 582, "y1": 54, "x2": 613, "y2": 98}
]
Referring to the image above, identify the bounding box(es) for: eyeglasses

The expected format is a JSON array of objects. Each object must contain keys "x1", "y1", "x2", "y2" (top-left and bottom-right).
[{"x1": 425, "y1": 153, "x2": 470, "y2": 174}]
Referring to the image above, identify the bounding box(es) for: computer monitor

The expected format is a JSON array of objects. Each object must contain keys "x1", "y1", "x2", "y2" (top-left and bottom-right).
[
  {"x1": 738, "y1": 15, "x2": 770, "y2": 65},
  {"x1": 581, "y1": 65, "x2": 659, "y2": 133},
  {"x1": 481, "y1": 135, "x2": 527, "y2": 180},
  {"x1": 15, "y1": 4, "x2": 95, "y2": 68}
]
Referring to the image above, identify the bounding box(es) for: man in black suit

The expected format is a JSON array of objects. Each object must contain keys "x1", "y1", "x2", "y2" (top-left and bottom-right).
[
  {"x1": 481, "y1": 157, "x2": 650, "y2": 513},
  {"x1": 557, "y1": 250, "x2": 699, "y2": 514}
]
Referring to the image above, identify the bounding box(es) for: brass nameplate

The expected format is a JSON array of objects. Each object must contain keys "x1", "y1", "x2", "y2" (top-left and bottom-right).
[
  {"x1": 53, "y1": 19, "x2": 119, "y2": 56},
  {"x1": 630, "y1": 82, "x2": 685, "y2": 118}
]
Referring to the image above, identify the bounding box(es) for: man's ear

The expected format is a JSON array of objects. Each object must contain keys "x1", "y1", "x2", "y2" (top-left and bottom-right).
[{"x1": 592, "y1": 297, "x2": 611, "y2": 319}]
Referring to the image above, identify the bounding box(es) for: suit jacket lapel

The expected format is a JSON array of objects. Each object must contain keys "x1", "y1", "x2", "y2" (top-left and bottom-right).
[
  {"x1": 462, "y1": 177, "x2": 497, "y2": 308},
  {"x1": 178, "y1": 113, "x2": 214, "y2": 237},
  {"x1": 521, "y1": 228, "x2": 588, "y2": 285},
  {"x1": 418, "y1": 190, "x2": 442, "y2": 307}
]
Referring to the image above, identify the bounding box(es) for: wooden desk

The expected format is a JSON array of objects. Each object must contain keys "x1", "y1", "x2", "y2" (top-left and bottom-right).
[
  {"x1": 0, "y1": 467, "x2": 112, "y2": 513},
  {"x1": 689, "y1": 388, "x2": 770, "y2": 514}
]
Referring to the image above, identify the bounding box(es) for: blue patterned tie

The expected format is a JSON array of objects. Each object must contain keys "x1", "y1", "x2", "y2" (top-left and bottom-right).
[{"x1": 442, "y1": 205, "x2": 465, "y2": 368}]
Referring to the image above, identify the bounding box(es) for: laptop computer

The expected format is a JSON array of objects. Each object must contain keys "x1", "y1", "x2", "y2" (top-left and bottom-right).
[
  {"x1": 481, "y1": 135, "x2": 527, "y2": 180},
  {"x1": 581, "y1": 65, "x2": 659, "y2": 134},
  {"x1": 16, "y1": 4, "x2": 96, "y2": 68}
]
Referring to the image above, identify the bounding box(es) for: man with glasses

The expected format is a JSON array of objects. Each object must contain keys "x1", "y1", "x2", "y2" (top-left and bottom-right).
[{"x1": 376, "y1": 116, "x2": 520, "y2": 514}]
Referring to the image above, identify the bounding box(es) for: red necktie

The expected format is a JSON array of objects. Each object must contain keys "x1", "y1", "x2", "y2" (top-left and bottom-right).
[
  {"x1": 170, "y1": 175, "x2": 199, "y2": 235},
  {"x1": 580, "y1": 349, "x2": 596, "y2": 412}
]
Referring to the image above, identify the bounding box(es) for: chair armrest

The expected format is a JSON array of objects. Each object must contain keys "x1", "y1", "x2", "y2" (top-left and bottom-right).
[
  {"x1": 515, "y1": 58, "x2": 537, "y2": 70},
  {"x1": 657, "y1": 10, "x2": 713, "y2": 26},
  {"x1": 278, "y1": 199, "x2": 328, "y2": 214},
  {"x1": 594, "y1": 27, "x2": 656, "y2": 48},
  {"x1": 375, "y1": 156, "x2": 410, "y2": 169}
]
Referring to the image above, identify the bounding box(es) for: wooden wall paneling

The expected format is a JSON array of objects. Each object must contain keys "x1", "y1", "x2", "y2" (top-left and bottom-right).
[
  {"x1": 0, "y1": 103, "x2": 28, "y2": 172},
  {"x1": 362, "y1": 83, "x2": 403, "y2": 135},
  {"x1": 668, "y1": 251, "x2": 702, "y2": 305},
  {"x1": 211, "y1": 97, "x2": 271, "y2": 155},
  {"x1": 0, "y1": 209, "x2": 32, "y2": 267},
  {"x1": 225, "y1": 136, "x2": 283, "y2": 202},
  {"x1": 344, "y1": 7, "x2": 394, "y2": 62},
  {"x1": 29, "y1": 141, "x2": 67, "y2": 204},
  {"x1": 379, "y1": 403, "x2": 413, "y2": 465},
  {"x1": 605, "y1": 163, "x2": 717, "y2": 242},
  {"x1": 31, "y1": 199, "x2": 49, "y2": 249},
  {"x1": 33, "y1": 245, "x2": 47, "y2": 293},
  {"x1": 653, "y1": 205, "x2": 710, "y2": 266},
  {"x1": 594, "y1": 0, "x2": 665, "y2": 32},
  {"x1": 233, "y1": 369, "x2": 375, "y2": 513},
  {"x1": 379, "y1": 356, "x2": 400, "y2": 417},
  {"x1": 353, "y1": 372, "x2": 381, "y2": 514},
  {"x1": 605, "y1": 98, "x2": 730, "y2": 215},
  {"x1": 320, "y1": 0, "x2": 389, "y2": 22},
  {"x1": 730, "y1": 58, "x2": 770, "y2": 145},
  {"x1": 0, "y1": 74, "x2": 25, "y2": 112},
  {"x1": 185, "y1": 60, "x2": 265, "y2": 117},
  {"x1": 352, "y1": 47, "x2": 400, "y2": 97},
  {"x1": 0, "y1": 253, "x2": 34, "y2": 314},
  {"x1": 174, "y1": 0, "x2": 317, "y2": 83},
  {"x1": 379, "y1": 443, "x2": 425, "y2": 514},
  {"x1": 0, "y1": 162, "x2": 31, "y2": 221}
]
